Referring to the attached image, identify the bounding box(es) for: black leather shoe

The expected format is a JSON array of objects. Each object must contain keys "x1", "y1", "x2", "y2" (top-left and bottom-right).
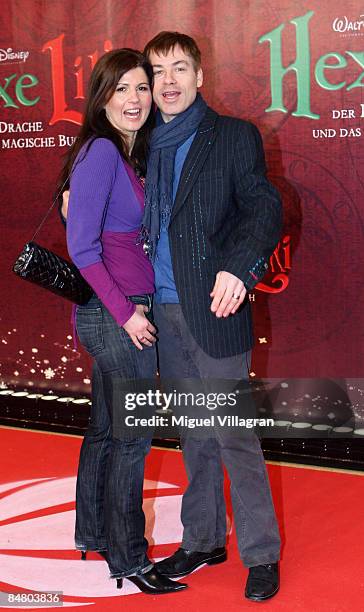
[
  {"x1": 116, "y1": 567, "x2": 188, "y2": 594},
  {"x1": 245, "y1": 562, "x2": 279, "y2": 601},
  {"x1": 155, "y1": 547, "x2": 227, "y2": 578}
]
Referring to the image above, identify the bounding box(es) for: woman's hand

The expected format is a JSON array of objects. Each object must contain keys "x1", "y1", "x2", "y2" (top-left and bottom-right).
[{"x1": 123, "y1": 304, "x2": 157, "y2": 350}]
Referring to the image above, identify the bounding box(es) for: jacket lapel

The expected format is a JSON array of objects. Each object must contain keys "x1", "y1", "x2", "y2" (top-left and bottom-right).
[{"x1": 171, "y1": 107, "x2": 219, "y2": 222}]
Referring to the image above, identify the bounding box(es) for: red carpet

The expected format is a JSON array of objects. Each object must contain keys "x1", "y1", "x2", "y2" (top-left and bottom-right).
[{"x1": 1, "y1": 426, "x2": 364, "y2": 611}]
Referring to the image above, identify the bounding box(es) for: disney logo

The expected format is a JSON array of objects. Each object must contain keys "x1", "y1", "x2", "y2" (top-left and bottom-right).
[
  {"x1": 332, "y1": 15, "x2": 364, "y2": 33},
  {"x1": 0, "y1": 47, "x2": 30, "y2": 63}
]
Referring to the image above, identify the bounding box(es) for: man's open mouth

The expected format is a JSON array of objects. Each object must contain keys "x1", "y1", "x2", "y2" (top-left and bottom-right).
[{"x1": 162, "y1": 91, "x2": 180, "y2": 100}]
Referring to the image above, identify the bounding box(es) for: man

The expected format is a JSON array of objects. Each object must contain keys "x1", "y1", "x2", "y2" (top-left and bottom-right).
[{"x1": 142, "y1": 32, "x2": 282, "y2": 602}]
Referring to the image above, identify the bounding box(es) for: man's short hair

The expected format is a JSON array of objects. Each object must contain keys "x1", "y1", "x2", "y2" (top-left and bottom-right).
[{"x1": 144, "y1": 31, "x2": 201, "y2": 70}]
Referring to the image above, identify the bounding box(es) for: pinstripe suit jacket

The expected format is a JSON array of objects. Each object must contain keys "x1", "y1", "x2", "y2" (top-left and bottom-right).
[{"x1": 168, "y1": 107, "x2": 282, "y2": 358}]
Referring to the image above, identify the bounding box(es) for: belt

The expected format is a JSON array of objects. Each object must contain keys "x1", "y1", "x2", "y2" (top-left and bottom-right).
[{"x1": 128, "y1": 294, "x2": 153, "y2": 312}]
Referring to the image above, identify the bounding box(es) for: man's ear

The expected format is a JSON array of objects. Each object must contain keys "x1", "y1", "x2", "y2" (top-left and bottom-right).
[{"x1": 197, "y1": 67, "x2": 203, "y2": 88}]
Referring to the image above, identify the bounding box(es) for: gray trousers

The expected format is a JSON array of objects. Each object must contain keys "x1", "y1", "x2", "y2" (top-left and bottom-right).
[{"x1": 154, "y1": 304, "x2": 281, "y2": 567}]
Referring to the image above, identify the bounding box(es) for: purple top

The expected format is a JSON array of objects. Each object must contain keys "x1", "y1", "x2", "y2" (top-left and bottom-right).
[{"x1": 66, "y1": 138, "x2": 154, "y2": 326}]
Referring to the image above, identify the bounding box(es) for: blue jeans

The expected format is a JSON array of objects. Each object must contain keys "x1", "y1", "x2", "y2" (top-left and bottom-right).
[{"x1": 74, "y1": 295, "x2": 157, "y2": 578}]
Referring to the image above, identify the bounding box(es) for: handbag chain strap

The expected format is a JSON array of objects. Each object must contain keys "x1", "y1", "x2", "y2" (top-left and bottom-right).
[
  {"x1": 30, "y1": 140, "x2": 105, "y2": 242},
  {"x1": 30, "y1": 175, "x2": 72, "y2": 242}
]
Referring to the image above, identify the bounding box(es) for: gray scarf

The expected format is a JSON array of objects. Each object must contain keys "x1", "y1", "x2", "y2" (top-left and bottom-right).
[{"x1": 140, "y1": 93, "x2": 207, "y2": 261}]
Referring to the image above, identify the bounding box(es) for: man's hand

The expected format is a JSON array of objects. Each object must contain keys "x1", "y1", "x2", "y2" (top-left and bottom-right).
[
  {"x1": 210, "y1": 271, "x2": 247, "y2": 318},
  {"x1": 62, "y1": 190, "x2": 70, "y2": 219},
  {"x1": 123, "y1": 304, "x2": 157, "y2": 350}
]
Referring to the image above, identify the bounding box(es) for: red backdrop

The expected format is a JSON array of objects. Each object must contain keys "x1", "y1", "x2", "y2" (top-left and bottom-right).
[{"x1": 1, "y1": 0, "x2": 363, "y2": 393}]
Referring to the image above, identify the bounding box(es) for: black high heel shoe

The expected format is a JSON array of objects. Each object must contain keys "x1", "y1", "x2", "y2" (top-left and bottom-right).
[{"x1": 116, "y1": 567, "x2": 188, "y2": 594}]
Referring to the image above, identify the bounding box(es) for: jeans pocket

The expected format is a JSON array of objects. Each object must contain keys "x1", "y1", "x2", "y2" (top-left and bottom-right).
[{"x1": 76, "y1": 307, "x2": 104, "y2": 356}]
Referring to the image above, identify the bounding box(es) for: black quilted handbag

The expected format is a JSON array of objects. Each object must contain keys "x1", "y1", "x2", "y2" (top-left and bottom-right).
[
  {"x1": 12, "y1": 169, "x2": 93, "y2": 305},
  {"x1": 13, "y1": 241, "x2": 93, "y2": 305}
]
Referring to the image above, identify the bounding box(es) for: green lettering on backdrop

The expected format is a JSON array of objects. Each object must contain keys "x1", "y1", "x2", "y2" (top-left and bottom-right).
[
  {"x1": 346, "y1": 51, "x2": 364, "y2": 90},
  {"x1": 0, "y1": 73, "x2": 40, "y2": 109},
  {"x1": 15, "y1": 74, "x2": 40, "y2": 106},
  {"x1": 259, "y1": 10, "x2": 319, "y2": 119},
  {"x1": 0, "y1": 74, "x2": 19, "y2": 108},
  {"x1": 315, "y1": 54, "x2": 347, "y2": 90}
]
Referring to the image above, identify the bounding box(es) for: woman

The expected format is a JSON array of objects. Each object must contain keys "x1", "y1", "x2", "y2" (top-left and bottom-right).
[{"x1": 63, "y1": 49, "x2": 186, "y2": 594}]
